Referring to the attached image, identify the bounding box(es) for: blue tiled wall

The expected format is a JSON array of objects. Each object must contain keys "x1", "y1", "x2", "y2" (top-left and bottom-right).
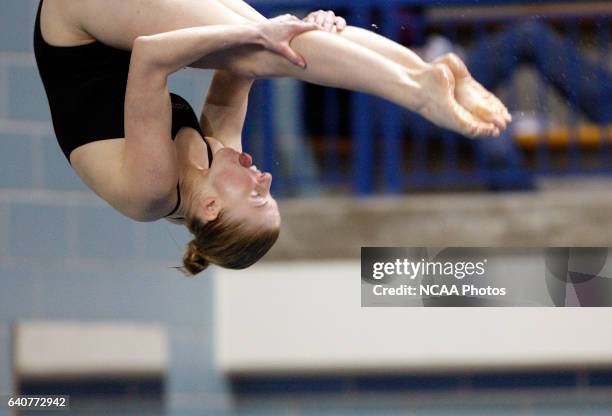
[
  {"x1": 8, "y1": 204, "x2": 68, "y2": 257},
  {"x1": 8, "y1": 63, "x2": 49, "y2": 121},
  {"x1": 0, "y1": 1, "x2": 38, "y2": 53},
  {"x1": 0, "y1": 133, "x2": 33, "y2": 188}
]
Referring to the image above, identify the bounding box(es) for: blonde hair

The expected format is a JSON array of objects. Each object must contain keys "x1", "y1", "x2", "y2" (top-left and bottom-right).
[{"x1": 180, "y1": 210, "x2": 280, "y2": 276}]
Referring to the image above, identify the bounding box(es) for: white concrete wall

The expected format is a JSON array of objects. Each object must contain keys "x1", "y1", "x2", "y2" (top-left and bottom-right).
[{"x1": 215, "y1": 260, "x2": 612, "y2": 375}]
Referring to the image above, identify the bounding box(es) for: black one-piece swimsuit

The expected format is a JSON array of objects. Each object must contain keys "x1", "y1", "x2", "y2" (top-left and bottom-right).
[{"x1": 33, "y1": 0, "x2": 212, "y2": 217}]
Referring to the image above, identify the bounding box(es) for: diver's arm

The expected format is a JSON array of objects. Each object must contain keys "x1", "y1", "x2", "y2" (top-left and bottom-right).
[
  {"x1": 129, "y1": 25, "x2": 264, "y2": 76},
  {"x1": 121, "y1": 20, "x2": 315, "y2": 198},
  {"x1": 200, "y1": 70, "x2": 253, "y2": 151},
  {"x1": 119, "y1": 25, "x2": 266, "y2": 217}
]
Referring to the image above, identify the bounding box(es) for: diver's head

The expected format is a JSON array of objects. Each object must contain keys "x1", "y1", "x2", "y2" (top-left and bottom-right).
[{"x1": 180, "y1": 147, "x2": 281, "y2": 275}]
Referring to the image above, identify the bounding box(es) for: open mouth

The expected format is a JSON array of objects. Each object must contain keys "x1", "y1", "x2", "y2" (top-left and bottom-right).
[{"x1": 238, "y1": 152, "x2": 253, "y2": 168}]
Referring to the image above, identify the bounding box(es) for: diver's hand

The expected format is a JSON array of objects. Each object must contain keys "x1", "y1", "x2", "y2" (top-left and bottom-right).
[
  {"x1": 255, "y1": 15, "x2": 317, "y2": 68},
  {"x1": 433, "y1": 53, "x2": 512, "y2": 130},
  {"x1": 303, "y1": 10, "x2": 347, "y2": 33}
]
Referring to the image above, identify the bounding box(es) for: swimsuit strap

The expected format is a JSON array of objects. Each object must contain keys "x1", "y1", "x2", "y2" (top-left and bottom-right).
[{"x1": 165, "y1": 136, "x2": 214, "y2": 218}]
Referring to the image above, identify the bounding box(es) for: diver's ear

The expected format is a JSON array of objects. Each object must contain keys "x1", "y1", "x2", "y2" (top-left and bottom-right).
[{"x1": 199, "y1": 196, "x2": 220, "y2": 221}]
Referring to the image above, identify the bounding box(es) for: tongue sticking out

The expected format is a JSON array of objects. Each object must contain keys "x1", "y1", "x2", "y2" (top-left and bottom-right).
[{"x1": 239, "y1": 152, "x2": 253, "y2": 168}]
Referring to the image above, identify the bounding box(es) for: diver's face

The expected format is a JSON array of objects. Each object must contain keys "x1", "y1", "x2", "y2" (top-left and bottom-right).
[{"x1": 207, "y1": 147, "x2": 280, "y2": 228}]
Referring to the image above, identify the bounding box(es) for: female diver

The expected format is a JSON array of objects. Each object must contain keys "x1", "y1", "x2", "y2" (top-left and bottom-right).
[{"x1": 34, "y1": 0, "x2": 510, "y2": 275}]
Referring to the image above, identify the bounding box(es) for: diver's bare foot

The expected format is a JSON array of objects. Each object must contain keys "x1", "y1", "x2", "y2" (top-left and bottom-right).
[
  {"x1": 411, "y1": 63, "x2": 500, "y2": 138},
  {"x1": 433, "y1": 53, "x2": 512, "y2": 129}
]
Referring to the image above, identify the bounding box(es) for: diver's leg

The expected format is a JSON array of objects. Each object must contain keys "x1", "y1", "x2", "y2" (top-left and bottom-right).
[
  {"x1": 68, "y1": 0, "x2": 498, "y2": 136},
  {"x1": 201, "y1": 30, "x2": 499, "y2": 137},
  {"x1": 216, "y1": 0, "x2": 268, "y2": 22},
  {"x1": 218, "y1": 0, "x2": 428, "y2": 70},
  {"x1": 331, "y1": 26, "x2": 511, "y2": 126},
  {"x1": 210, "y1": 1, "x2": 509, "y2": 126}
]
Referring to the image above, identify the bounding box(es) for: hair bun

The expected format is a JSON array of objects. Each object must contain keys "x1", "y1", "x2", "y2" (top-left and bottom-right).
[{"x1": 181, "y1": 240, "x2": 210, "y2": 276}]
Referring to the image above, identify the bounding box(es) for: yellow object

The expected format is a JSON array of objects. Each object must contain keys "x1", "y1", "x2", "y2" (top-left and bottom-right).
[{"x1": 514, "y1": 123, "x2": 612, "y2": 149}]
